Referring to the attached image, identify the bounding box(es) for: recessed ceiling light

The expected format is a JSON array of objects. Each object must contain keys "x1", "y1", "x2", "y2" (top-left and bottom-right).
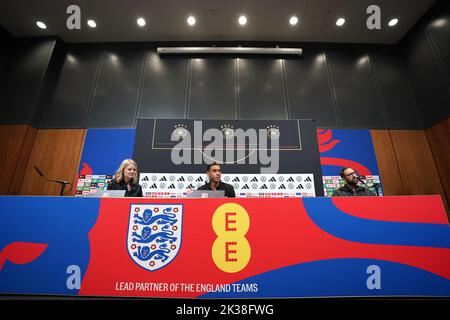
[
  {"x1": 289, "y1": 16, "x2": 299, "y2": 26},
  {"x1": 36, "y1": 21, "x2": 46, "y2": 29},
  {"x1": 336, "y1": 18, "x2": 346, "y2": 27},
  {"x1": 238, "y1": 15, "x2": 247, "y2": 26},
  {"x1": 67, "y1": 54, "x2": 76, "y2": 63},
  {"x1": 431, "y1": 18, "x2": 447, "y2": 28},
  {"x1": 137, "y1": 17, "x2": 146, "y2": 27},
  {"x1": 187, "y1": 16, "x2": 196, "y2": 26},
  {"x1": 388, "y1": 18, "x2": 399, "y2": 27},
  {"x1": 87, "y1": 20, "x2": 96, "y2": 28}
]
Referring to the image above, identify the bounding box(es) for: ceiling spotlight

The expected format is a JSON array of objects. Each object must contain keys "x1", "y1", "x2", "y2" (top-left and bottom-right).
[
  {"x1": 173, "y1": 125, "x2": 188, "y2": 139},
  {"x1": 267, "y1": 127, "x2": 280, "y2": 140},
  {"x1": 221, "y1": 126, "x2": 235, "y2": 139},
  {"x1": 187, "y1": 16, "x2": 196, "y2": 26},
  {"x1": 36, "y1": 21, "x2": 47, "y2": 29},
  {"x1": 336, "y1": 18, "x2": 346, "y2": 27},
  {"x1": 176, "y1": 128, "x2": 187, "y2": 138},
  {"x1": 289, "y1": 16, "x2": 298, "y2": 26},
  {"x1": 388, "y1": 18, "x2": 399, "y2": 27},
  {"x1": 238, "y1": 15, "x2": 247, "y2": 26},
  {"x1": 87, "y1": 20, "x2": 97, "y2": 28},
  {"x1": 67, "y1": 54, "x2": 77, "y2": 63},
  {"x1": 137, "y1": 17, "x2": 146, "y2": 27},
  {"x1": 431, "y1": 18, "x2": 447, "y2": 28}
]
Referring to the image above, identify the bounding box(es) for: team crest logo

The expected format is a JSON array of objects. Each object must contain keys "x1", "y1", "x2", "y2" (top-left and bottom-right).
[{"x1": 127, "y1": 204, "x2": 183, "y2": 271}]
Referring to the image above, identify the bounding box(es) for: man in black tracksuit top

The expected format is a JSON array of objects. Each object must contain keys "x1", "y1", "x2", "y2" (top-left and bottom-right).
[
  {"x1": 197, "y1": 163, "x2": 235, "y2": 198},
  {"x1": 332, "y1": 167, "x2": 376, "y2": 197}
]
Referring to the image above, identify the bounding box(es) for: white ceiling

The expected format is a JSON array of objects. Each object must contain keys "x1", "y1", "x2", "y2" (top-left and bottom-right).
[{"x1": 0, "y1": 0, "x2": 437, "y2": 44}]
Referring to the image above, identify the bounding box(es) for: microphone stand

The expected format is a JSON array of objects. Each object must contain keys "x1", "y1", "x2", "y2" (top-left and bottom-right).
[
  {"x1": 34, "y1": 166, "x2": 71, "y2": 196},
  {"x1": 372, "y1": 183, "x2": 380, "y2": 196},
  {"x1": 356, "y1": 176, "x2": 367, "y2": 186},
  {"x1": 356, "y1": 176, "x2": 380, "y2": 196}
]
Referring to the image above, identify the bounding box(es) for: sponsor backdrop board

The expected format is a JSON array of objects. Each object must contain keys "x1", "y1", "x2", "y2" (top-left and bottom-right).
[
  {"x1": 133, "y1": 119, "x2": 324, "y2": 196},
  {"x1": 74, "y1": 123, "x2": 384, "y2": 198},
  {"x1": 322, "y1": 175, "x2": 383, "y2": 197},
  {"x1": 0, "y1": 196, "x2": 449, "y2": 297},
  {"x1": 140, "y1": 173, "x2": 315, "y2": 198}
]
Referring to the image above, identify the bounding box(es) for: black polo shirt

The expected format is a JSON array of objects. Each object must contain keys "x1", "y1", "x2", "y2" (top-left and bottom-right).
[{"x1": 197, "y1": 181, "x2": 236, "y2": 198}]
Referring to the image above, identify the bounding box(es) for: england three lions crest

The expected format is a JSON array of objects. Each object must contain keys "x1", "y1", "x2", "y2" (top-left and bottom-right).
[{"x1": 127, "y1": 204, "x2": 183, "y2": 271}]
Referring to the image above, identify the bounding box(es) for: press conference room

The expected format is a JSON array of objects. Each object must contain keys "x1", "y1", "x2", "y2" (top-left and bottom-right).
[{"x1": 0, "y1": 0, "x2": 449, "y2": 309}]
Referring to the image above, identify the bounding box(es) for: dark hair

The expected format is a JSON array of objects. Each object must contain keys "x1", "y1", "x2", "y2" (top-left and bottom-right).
[
  {"x1": 339, "y1": 167, "x2": 352, "y2": 178},
  {"x1": 206, "y1": 163, "x2": 221, "y2": 172}
]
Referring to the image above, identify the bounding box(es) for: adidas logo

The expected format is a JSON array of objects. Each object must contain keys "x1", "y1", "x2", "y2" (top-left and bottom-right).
[
  {"x1": 279, "y1": 184, "x2": 286, "y2": 189},
  {"x1": 187, "y1": 184, "x2": 195, "y2": 189},
  {"x1": 150, "y1": 183, "x2": 157, "y2": 189},
  {"x1": 141, "y1": 176, "x2": 149, "y2": 181},
  {"x1": 168, "y1": 184, "x2": 175, "y2": 189},
  {"x1": 177, "y1": 176, "x2": 185, "y2": 181},
  {"x1": 287, "y1": 177, "x2": 294, "y2": 182},
  {"x1": 196, "y1": 177, "x2": 203, "y2": 182},
  {"x1": 269, "y1": 177, "x2": 276, "y2": 182},
  {"x1": 159, "y1": 176, "x2": 167, "y2": 181},
  {"x1": 242, "y1": 184, "x2": 249, "y2": 189},
  {"x1": 250, "y1": 177, "x2": 258, "y2": 182},
  {"x1": 232, "y1": 177, "x2": 240, "y2": 182},
  {"x1": 296, "y1": 184, "x2": 304, "y2": 189},
  {"x1": 260, "y1": 184, "x2": 268, "y2": 189},
  {"x1": 305, "y1": 177, "x2": 312, "y2": 182}
]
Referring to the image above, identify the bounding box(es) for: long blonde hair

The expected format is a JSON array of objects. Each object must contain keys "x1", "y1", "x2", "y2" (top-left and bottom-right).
[{"x1": 114, "y1": 159, "x2": 139, "y2": 184}]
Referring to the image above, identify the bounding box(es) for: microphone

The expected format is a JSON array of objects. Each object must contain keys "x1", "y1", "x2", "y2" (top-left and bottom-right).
[
  {"x1": 371, "y1": 182, "x2": 380, "y2": 196},
  {"x1": 355, "y1": 174, "x2": 366, "y2": 185},
  {"x1": 34, "y1": 166, "x2": 71, "y2": 196},
  {"x1": 51, "y1": 179, "x2": 70, "y2": 184},
  {"x1": 355, "y1": 174, "x2": 381, "y2": 196}
]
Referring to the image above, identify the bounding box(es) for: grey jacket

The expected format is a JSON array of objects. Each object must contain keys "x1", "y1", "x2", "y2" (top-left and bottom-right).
[{"x1": 332, "y1": 185, "x2": 376, "y2": 196}]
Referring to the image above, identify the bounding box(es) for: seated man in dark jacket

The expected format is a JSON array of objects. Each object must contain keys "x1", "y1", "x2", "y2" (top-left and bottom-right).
[
  {"x1": 332, "y1": 167, "x2": 375, "y2": 196},
  {"x1": 197, "y1": 163, "x2": 235, "y2": 198}
]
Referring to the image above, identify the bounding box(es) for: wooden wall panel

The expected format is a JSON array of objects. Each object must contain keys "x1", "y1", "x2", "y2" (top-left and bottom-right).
[
  {"x1": 8, "y1": 126, "x2": 37, "y2": 194},
  {"x1": 389, "y1": 130, "x2": 447, "y2": 208},
  {"x1": 19, "y1": 129, "x2": 86, "y2": 196},
  {"x1": 0, "y1": 125, "x2": 30, "y2": 194},
  {"x1": 426, "y1": 118, "x2": 450, "y2": 209},
  {"x1": 371, "y1": 130, "x2": 405, "y2": 195}
]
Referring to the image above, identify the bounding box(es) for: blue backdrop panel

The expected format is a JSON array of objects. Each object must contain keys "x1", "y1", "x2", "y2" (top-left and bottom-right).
[
  {"x1": 0, "y1": 197, "x2": 100, "y2": 294},
  {"x1": 78, "y1": 128, "x2": 136, "y2": 175},
  {"x1": 318, "y1": 129, "x2": 380, "y2": 176}
]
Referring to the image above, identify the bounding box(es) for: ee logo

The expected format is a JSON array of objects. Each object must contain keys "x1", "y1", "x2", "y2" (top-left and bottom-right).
[{"x1": 211, "y1": 203, "x2": 251, "y2": 273}]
